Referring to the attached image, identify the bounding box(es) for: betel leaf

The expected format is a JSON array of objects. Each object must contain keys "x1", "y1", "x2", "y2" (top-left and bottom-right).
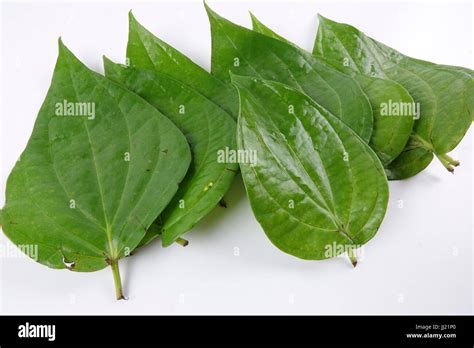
[
  {"x1": 249, "y1": 13, "x2": 415, "y2": 166},
  {"x1": 409, "y1": 58, "x2": 474, "y2": 121},
  {"x1": 103, "y1": 58, "x2": 238, "y2": 247},
  {"x1": 313, "y1": 15, "x2": 474, "y2": 179},
  {"x1": 233, "y1": 74, "x2": 389, "y2": 261},
  {"x1": 249, "y1": 12, "x2": 288, "y2": 43},
  {"x1": 126, "y1": 11, "x2": 238, "y2": 120},
  {"x1": 0, "y1": 40, "x2": 191, "y2": 299},
  {"x1": 205, "y1": 4, "x2": 374, "y2": 143},
  {"x1": 349, "y1": 75, "x2": 415, "y2": 166}
]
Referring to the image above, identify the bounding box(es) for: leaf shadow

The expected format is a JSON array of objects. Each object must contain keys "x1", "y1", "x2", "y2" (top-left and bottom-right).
[{"x1": 185, "y1": 173, "x2": 247, "y2": 242}]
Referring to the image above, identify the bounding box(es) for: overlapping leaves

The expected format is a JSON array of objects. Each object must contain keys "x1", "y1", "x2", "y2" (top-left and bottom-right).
[
  {"x1": 104, "y1": 57, "x2": 238, "y2": 247},
  {"x1": 233, "y1": 74, "x2": 388, "y2": 260},
  {"x1": 249, "y1": 13, "x2": 415, "y2": 167},
  {"x1": 205, "y1": 4, "x2": 374, "y2": 143},
  {"x1": 1, "y1": 5, "x2": 472, "y2": 300},
  {"x1": 1, "y1": 41, "x2": 191, "y2": 298},
  {"x1": 313, "y1": 15, "x2": 474, "y2": 179}
]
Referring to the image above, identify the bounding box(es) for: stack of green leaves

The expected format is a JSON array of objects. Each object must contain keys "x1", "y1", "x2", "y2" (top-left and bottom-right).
[
  {"x1": 0, "y1": 13, "x2": 239, "y2": 300},
  {"x1": 0, "y1": 4, "x2": 472, "y2": 299},
  {"x1": 205, "y1": 4, "x2": 472, "y2": 262}
]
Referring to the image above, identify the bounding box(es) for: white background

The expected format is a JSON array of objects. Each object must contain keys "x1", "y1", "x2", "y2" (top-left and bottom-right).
[{"x1": 0, "y1": 0, "x2": 472, "y2": 314}]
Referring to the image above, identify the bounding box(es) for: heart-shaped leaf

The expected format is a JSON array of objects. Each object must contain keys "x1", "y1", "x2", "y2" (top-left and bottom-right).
[
  {"x1": 205, "y1": 4, "x2": 374, "y2": 143},
  {"x1": 313, "y1": 15, "x2": 474, "y2": 178},
  {"x1": 104, "y1": 59, "x2": 238, "y2": 247},
  {"x1": 0, "y1": 41, "x2": 191, "y2": 299},
  {"x1": 249, "y1": 13, "x2": 415, "y2": 167},
  {"x1": 233, "y1": 74, "x2": 388, "y2": 260}
]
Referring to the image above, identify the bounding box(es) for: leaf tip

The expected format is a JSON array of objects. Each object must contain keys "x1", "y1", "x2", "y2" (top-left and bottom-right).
[
  {"x1": 102, "y1": 55, "x2": 114, "y2": 74},
  {"x1": 249, "y1": 11, "x2": 260, "y2": 28},
  {"x1": 128, "y1": 10, "x2": 141, "y2": 29},
  {"x1": 102, "y1": 54, "x2": 113, "y2": 66},
  {"x1": 57, "y1": 37, "x2": 73, "y2": 58},
  {"x1": 317, "y1": 13, "x2": 330, "y2": 25},
  {"x1": 203, "y1": 0, "x2": 219, "y2": 19},
  {"x1": 57, "y1": 36, "x2": 67, "y2": 53}
]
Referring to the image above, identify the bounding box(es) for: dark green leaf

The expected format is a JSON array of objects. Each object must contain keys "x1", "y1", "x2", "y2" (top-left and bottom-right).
[
  {"x1": 250, "y1": 13, "x2": 415, "y2": 166},
  {"x1": 1, "y1": 41, "x2": 191, "y2": 298},
  {"x1": 104, "y1": 59, "x2": 238, "y2": 247},
  {"x1": 233, "y1": 74, "x2": 388, "y2": 260},
  {"x1": 313, "y1": 15, "x2": 474, "y2": 178},
  {"x1": 206, "y1": 4, "x2": 374, "y2": 143},
  {"x1": 126, "y1": 11, "x2": 238, "y2": 120}
]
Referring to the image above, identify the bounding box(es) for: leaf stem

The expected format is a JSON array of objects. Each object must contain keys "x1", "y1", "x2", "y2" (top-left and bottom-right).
[
  {"x1": 412, "y1": 133, "x2": 433, "y2": 151},
  {"x1": 412, "y1": 134, "x2": 460, "y2": 173},
  {"x1": 435, "y1": 153, "x2": 460, "y2": 173},
  {"x1": 110, "y1": 259, "x2": 125, "y2": 300},
  {"x1": 175, "y1": 237, "x2": 189, "y2": 247},
  {"x1": 347, "y1": 247, "x2": 358, "y2": 268}
]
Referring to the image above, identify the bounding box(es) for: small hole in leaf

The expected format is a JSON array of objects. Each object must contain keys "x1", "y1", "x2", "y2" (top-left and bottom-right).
[{"x1": 61, "y1": 253, "x2": 76, "y2": 270}]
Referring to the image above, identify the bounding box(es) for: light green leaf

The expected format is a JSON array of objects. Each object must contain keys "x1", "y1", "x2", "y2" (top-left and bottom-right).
[
  {"x1": 206, "y1": 4, "x2": 374, "y2": 143},
  {"x1": 249, "y1": 13, "x2": 415, "y2": 167},
  {"x1": 104, "y1": 59, "x2": 238, "y2": 247},
  {"x1": 313, "y1": 15, "x2": 474, "y2": 178},
  {"x1": 1, "y1": 40, "x2": 191, "y2": 299},
  {"x1": 233, "y1": 74, "x2": 388, "y2": 260}
]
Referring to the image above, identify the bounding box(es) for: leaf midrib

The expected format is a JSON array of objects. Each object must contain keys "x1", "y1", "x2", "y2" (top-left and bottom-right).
[
  {"x1": 240, "y1": 85, "x2": 349, "y2": 233},
  {"x1": 63, "y1": 59, "x2": 115, "y2": 258}
]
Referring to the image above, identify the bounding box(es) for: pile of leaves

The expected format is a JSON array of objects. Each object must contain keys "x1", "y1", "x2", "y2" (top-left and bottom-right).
[{"x1": 1, "y1": 4, "x2": 472, "y2": 299}]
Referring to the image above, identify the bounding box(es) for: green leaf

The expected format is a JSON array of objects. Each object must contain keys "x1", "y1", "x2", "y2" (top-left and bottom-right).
[
  {"x1": 1, "y1": 40, "x2": 191, "y2": 299},
  {"x1": 313, "y1": 15, "x2": 474, "y2": 178},
  {"x1": 126, "y1": 11, "x2": 238, "y2": 120},
  {"x1": 233, "y1": 74, "x2": 388, "y2": 260},
  {"x1": 205, "y1": 4, "x2": 374, "y2": 143},
  {"x1": 352, "y1": 75, "x2": 415, "y2": 166},
  {"x1": 103, "y1": 58, "x2": 238, "y2": 247},
  {"x1": 250, "y1": 12, "x2": 289, "y2": 44},
  {"x1": 250, "y1": 13, "x2": 415, "y2": 167},
  {"x1": 412, "y1": 58, "x2": 474, "y2": 121}
]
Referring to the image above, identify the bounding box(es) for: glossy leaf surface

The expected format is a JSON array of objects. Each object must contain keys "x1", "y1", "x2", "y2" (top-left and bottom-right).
[
  {"x1": 1, "y1": 41, "x2": 191, "y2": 277},
  {"x1": 234, "y1": 75, "x2": 388, "y2": 259},
  {"x1": 206, "y1": 5, "x2": 374, "y2": 143},
  {"x1": 313, "y1": 15, "x2": 474, "y2": 178},
  {"x1": 250, "y1": 13, "x2": 415, "y2": 166},
  {"x1": 104, "y1": 59, "x2": 238, "y2": 247},
  {"x1": 126, "y1": 11, "x2": 238, "y2": 120}
]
